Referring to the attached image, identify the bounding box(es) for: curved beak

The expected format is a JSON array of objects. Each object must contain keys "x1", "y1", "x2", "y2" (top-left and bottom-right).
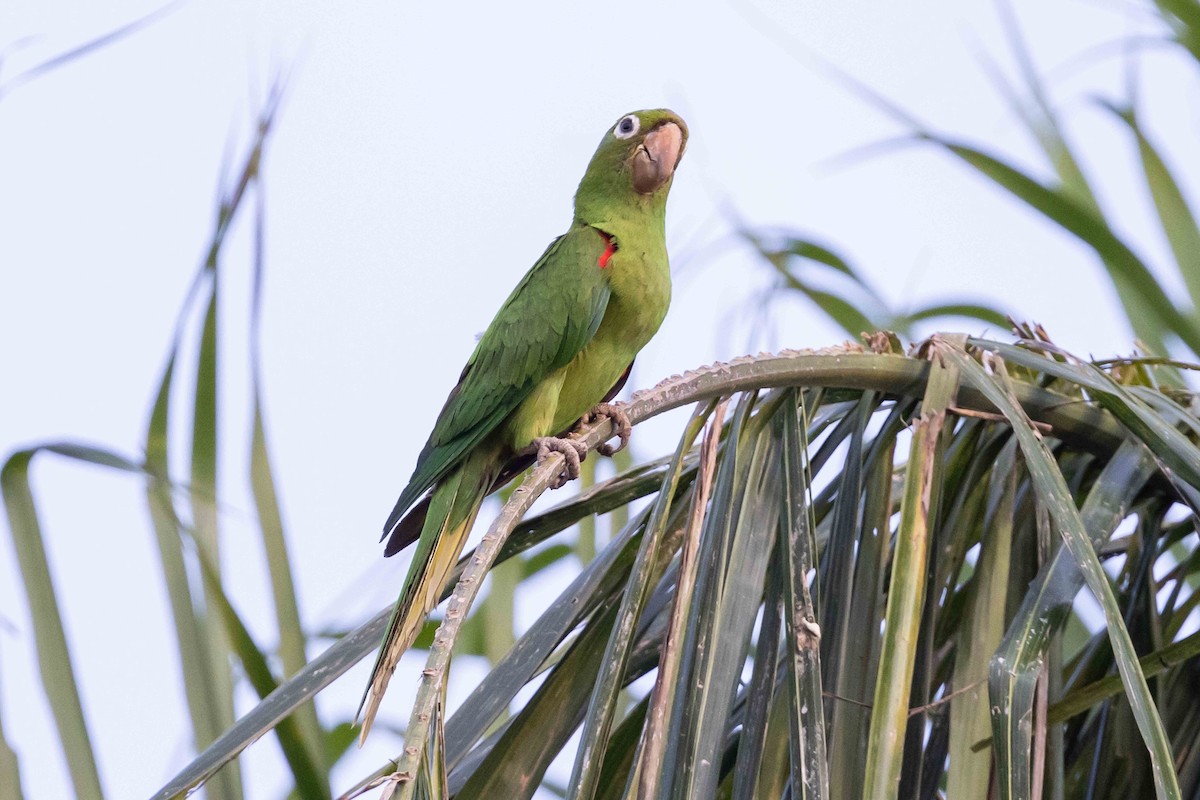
[{"x1": 631, "y1": 121, "x2": 685, "y2": 195}]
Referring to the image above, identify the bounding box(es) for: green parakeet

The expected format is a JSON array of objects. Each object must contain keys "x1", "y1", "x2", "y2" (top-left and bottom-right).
[{"x1": 359, "y1": 109, "x2": 688, "y2": 740}]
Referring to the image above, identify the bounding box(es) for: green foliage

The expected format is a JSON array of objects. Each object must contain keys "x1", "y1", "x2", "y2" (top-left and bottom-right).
[{"x1": 135, "y1": 342, "x2": 1200, "y2": 800}]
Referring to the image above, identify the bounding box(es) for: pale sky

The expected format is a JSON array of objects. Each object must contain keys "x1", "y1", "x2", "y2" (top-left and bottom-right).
[{"x1": 1, "y1": 1, "x2": 1194, "y2": 797}]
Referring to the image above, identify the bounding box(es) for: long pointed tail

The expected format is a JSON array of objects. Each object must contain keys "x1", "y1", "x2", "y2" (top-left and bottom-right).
[{"x1": 357, "y1": 446, "x2": 499, "y2": 743}]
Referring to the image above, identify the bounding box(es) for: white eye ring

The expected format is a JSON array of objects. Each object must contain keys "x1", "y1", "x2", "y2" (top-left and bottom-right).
[{"x1": 614, "y1": 114, "x2": 640, "y2": 140}]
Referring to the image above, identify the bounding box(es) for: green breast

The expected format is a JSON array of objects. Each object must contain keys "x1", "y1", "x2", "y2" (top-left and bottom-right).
[{"x1": 548, "y1": 237, "x2": 671, "y2": 434}]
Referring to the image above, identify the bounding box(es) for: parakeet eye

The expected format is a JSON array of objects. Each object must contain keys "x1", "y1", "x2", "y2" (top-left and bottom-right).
[{"x1": 614, "y1": 114, "x2": 640, "y2": 140}]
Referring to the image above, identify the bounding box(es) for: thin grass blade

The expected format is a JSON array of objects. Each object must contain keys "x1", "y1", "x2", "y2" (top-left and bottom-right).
[
  {"x1": 1, "y1": 449, "x2": 106, "y2": 800},
  {"x1": 947, "y1": 440, "x2": 1017, "y2": 799},
  {"x1": 778, "y1": 390, "x2": 829, "y2": 798},
  {"x1": 0, "y1": 1, "x2": 181, "y2": 100},
  {"x1": 1100, "y1": 102, "x2": 1200, "y2": 314},
  {"x1": 595, "y1": 698, "x2": 649, "y2": 800},
  {"x1": 0, "y1": 721, "x2": 19, "y2": 800},
  {"x1": 825, "y1": 401, "x2": 909, "y2": 799},
  {"x1": 989, "y1": 0, "x2": 1101, "y2": 213},
  {"x1": 898, "y1": 301, "x2": 1010, "y2": 330},
  {"x1": 144, "y1": 347, "x2": 236, "y2": 796},
  {"x1": 189, "y1": 268, "x2": 242, "y2": 796},
  {"x1": 862, "y1": 337, "x2": 961, "y2": 800},
  {"x1": 636, "y1": 401, "x2": 725, "y2": 799},
  {"x1": 248, "y1": 183, "x2": 326, "y2": 779},
  {"x1": 1049, "y1": 629, "x2": 1200, "y2": 725},
  {"x1": 1153, "y1": 0, "x2": 1200, "y2": 63},
  {"x1": 731, "y1": 560, "x2": 784, "y2": 799}
]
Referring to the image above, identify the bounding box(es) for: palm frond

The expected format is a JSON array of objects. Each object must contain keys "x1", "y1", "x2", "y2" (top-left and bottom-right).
[{"x1": 141, "y1": 337, "x2": 1200, "y2": 799}]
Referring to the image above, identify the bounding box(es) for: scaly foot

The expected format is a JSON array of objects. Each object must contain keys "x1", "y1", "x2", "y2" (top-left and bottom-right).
[
  {"x1": 521, "y1": 436, "x2": 589, "y2": 489},
  {"x1": 583, "y1": 402, "x2": 632, "y2": 457}
]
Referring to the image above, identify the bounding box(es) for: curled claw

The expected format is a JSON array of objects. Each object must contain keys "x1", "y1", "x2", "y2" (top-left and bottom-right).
[
  {"x1": 583, "y1": 402, "x2": 632, "y2": 457},
  {"x1": 522, "y1": 436, "x2": 589, "y2": 489}
]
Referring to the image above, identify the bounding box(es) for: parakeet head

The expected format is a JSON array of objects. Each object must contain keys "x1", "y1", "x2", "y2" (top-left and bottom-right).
[{"x1": 574, "y1": 109, "x2": 688, "y2": 223}]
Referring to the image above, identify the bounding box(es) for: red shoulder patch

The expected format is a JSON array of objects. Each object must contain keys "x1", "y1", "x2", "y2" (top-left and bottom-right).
[{"x1": 597, "y1": 230, "x2": 617, "y2": 269}]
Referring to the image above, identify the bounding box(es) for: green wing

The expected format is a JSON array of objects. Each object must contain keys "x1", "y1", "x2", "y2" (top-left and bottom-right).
[{"x1": 383, "y1": 225, "x2": 612, "y2": 536}]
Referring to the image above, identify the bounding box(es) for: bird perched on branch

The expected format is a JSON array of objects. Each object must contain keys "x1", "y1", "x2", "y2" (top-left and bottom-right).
[{"x1": 359, "y1": 109, "x2": 688, "y2": 741}]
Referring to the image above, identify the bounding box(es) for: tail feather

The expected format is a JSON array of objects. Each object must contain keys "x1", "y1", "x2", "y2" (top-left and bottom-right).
[
  {"x1": 382, "y1": 494, "x2": 432, "y2": 558},
  {"x1": 382, "y1": 450, "x2": 538, "y2": 557},
  {"x1": 357, "y1": 447, "x2": 497, "y2": 744}
]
